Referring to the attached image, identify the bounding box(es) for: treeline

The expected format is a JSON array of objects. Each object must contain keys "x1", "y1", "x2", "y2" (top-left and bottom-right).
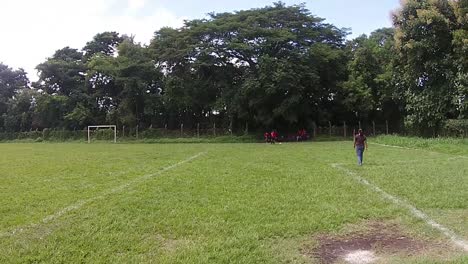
[{"x1": 0, "y1": 1, "x2": 466, "y2": 136}]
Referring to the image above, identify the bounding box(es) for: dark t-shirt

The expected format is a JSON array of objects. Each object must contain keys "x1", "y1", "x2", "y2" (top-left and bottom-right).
[{"x1": 355, "y1": 134, "x2": 366, "y2": 147}]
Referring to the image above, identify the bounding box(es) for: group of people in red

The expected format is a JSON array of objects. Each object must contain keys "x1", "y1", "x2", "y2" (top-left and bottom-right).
[
  {"x1": 264, "y1": 130, "x2": 279, "y2": 144},
  {"x1": 264, "y1": 129, "x2": 309, "y2": 144}
]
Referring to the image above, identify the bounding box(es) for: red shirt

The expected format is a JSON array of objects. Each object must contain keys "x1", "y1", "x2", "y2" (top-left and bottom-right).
[{"x1": 355, "y1": 134, "x2": 366, "y2": 147}]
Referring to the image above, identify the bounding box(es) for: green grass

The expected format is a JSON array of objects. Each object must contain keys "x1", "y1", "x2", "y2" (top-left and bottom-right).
[
  {"x1": 374, "y1": 135, "x2": 468, "y2": 156},
  {"x1": 0, "y1": 139, "x2": 467, "y2": 263}
]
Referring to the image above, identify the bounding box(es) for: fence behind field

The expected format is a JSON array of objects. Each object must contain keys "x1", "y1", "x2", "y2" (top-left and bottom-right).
[{"x1": 0, "y1": 119, "x2": 466, "y2": 142}]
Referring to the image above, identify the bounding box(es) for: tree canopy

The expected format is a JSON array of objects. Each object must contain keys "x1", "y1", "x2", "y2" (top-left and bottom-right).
[{"x1": 0, "y1": 1, "x2": 466, "y2": 135}]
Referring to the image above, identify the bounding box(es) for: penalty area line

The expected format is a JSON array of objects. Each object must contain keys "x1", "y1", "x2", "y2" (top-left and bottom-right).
[
  {"x1": 331, "y1": 163, "x2": 468, "y2": 252},
  {"x1": 0, "y1": 151, "x2": 207, "y2": 239}
]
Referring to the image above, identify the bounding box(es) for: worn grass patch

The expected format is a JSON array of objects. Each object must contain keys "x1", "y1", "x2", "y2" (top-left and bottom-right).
[{"x1": 302, "y1": 220, "x2": 458, "y2": 264}]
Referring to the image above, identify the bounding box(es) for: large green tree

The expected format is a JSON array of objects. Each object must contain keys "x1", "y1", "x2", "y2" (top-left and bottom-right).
[
  {"x1": 149, "y1": 2, "x2": 348, "y2": 130},
  {"x1": 393, "y1": 0, "x2": 460, "y2": 135},
  {"x1": 452, "y1": 0, "x2": 468, "y2": 118},
  {"x1": 343, "y1": 28, "x2": 402, "y2": 127},
  {"x1": 0, "y1": 63, "x2": 29, "y2": 131},
  {"x1": 34, "y1": 47, "x2": 90, "y2": 129},
  {"x1": 88, "y1": 38, "x2": 163, "y2": 128},
  {"x1": 83, "y1": 31, "x2": 124, "y2": 60}
]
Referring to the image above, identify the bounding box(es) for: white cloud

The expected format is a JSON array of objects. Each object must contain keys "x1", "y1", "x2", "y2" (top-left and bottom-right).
[
  {"x1": 127, "y1": 0, "x2": 146, "y2": 11},
  {"x1": 0, "y1": 0, "x2": 185, "y2": 81}
]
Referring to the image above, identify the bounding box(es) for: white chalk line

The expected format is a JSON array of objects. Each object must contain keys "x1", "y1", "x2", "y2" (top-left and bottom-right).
[
  {"x1": 372, "y1": 143, "x2": 468, "y2": 159},
  {"x1": 331, "y1": 163, "x2": 468, "y2": 252},
  {"x1": 0, "y1": 152, "x2": 207, "y2": 239},
  {"x1": 339, "y1": 157, "x2": 459, "y2": 167},
  {"x1": 339, "y1": 153, "x2": 467, "y2": 167},
  {"x1": 372, "y1": 143, "x2": 410, "y2": 150}
]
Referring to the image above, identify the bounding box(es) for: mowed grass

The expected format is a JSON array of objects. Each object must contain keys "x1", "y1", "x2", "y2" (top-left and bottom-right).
[{"x1": 0, "y1": 140, "x2": 466, "y2": 263}]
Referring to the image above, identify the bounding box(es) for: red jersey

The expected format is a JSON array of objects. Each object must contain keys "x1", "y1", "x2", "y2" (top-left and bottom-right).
[{"x1": 355, "y1": 134, "x2": 366, "y2": 147}]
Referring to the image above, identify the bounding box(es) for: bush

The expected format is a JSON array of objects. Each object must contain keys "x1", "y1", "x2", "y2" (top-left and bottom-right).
[
  {"x1": 139, "y1": 129, "x2": 163, "y2": 139},
  {"x1": 42, "y1": 128, "x2": 51, "y2": 140},
  {"x1": 444, "y1": 119, "x2": 468, "y2": 137},
  {"x1": 0, "y1": 132, "x2": 16, "y2": 141},
  {"x1": 17, "y1": 131, "x2": 42, "y2": 140},
  {"x1": 91, "y1": 129, "x2": 115, "y2": 141}
]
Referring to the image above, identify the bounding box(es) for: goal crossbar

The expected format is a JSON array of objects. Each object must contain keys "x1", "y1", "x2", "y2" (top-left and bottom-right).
[{"x1": 87, "y1": 125, "x2": 117, "y2": 143}]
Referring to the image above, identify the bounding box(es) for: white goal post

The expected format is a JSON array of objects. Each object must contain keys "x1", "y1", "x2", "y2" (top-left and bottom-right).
[{"x1": 87, "y1": 125, "x2": 117, "y2": 143}]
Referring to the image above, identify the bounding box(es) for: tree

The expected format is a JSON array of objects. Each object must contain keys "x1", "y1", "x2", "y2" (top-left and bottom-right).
[
  {"x1": 3, "y1": 89, "x2": 38, "y2": 132},
  {"x1": 35, "y1": 47, "x2": 86, "y2": 98},
  {"x1": 343, "y1": 28, "x2": 402, "y2": 127},
  {"x1": 87, "y1": 38, "x2": 163, "y2": 128},
  {"x1": 149, "y1": 2, "x2": 348, "y2": 130},
  {"x1": 64, "y1": 103, "x2": 93, "y2": 128},
  {"x1": 393, "y1": 0, "x2": 459, "y2": 135},
  {"x1": 83, "y1": 32, "x2": 124, "y2": 60},
  {"x1": 32, "y1": 94, "x2": 69, "y2": 129},
  {"x1": 9, "y1": 1, "x2": 465, "y2": 137},
  {"x1": 452, "y1": 0, "x2": 468, "y2": 118},
  {"x1": 0, "y1": 63, "x2": 29, "y2": 131}
]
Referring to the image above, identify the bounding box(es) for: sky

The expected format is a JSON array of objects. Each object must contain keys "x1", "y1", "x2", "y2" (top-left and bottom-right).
[{"x1": 0, "y1": 0, "x2": 401, "y2": 81}]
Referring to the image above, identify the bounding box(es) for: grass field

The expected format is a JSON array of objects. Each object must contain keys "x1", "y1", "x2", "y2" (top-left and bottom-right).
[{"x1": 0, "y1": 139, "x2": 467, "y2": 263}]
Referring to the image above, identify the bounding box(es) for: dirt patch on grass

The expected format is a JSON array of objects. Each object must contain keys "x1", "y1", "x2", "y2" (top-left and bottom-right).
[{"x1": 302, "y1": 221, "x2": 454, "y2": 264}]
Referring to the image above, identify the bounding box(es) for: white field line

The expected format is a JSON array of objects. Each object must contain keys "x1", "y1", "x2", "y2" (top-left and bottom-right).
[
  {"x1": 448, "y1": 155, "x2": 468, "y2": 161},
  {"x1": 372, "y1": 143, "x2": 411, "y2": 150},
  {"x1": 340, "y1": 158, "x2": 452, "y2": 167},
  {"x1": 0, "y1": 152, "x2": 207, "y2": 238},
  {"x1": 348, "y1": 155, "x2": 467, "y2": 166},
  {"x1": 331, "y1": 163, "x2": 468, "y2": 252},
  {"x1": 372, "y1": 143, "x2": 468, "y2": 159}
]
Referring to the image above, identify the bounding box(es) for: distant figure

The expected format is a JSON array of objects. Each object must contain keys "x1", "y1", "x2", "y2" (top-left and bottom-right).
[
  {"x1": 296, "y1": 129, "x2": 302, "y2": 141},
  {"x1": 264, "y1": 132, "x2": 271, "y2": 143},
  {"x1": 296, "y1": 129, "x2": 308, "y2": 141},
  {"x1": 270, "y1": 130, "x2": 278, "y2": 144},
  {"x1": 354, "y1": 129, "x2": 368, "y2": 166}
]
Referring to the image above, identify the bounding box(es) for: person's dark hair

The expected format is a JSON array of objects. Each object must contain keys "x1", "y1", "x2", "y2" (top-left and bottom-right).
[{"x1": 358, "y1": 129, "x2": 363, "y2": 134}]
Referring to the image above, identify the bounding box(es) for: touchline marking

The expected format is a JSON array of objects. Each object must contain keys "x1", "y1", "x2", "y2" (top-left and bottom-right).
[
  {"x1": 448, "y1": 155, "x2": 468, "y2": 160},
  {"x1": 331, "y1": 163, "x2": 468, "y2": 252},
  {"x1": 339, "y1": 157, "x2": 459, "y2": 167},
  {"x1": 0, "y1": 152, "x2": 207, "y2": 238},
  {"x1": 372, "y1": 143, "x2": 410, "y2": 149}
]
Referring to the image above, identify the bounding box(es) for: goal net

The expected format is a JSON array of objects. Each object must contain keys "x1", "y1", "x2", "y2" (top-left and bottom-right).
[{"x1": 87, "y1": 125, "x2": 117, "y2": 143}]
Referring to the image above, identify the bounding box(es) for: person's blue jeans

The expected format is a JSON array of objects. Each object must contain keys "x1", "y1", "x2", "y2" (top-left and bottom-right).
[{"x1": 356, "y1": 146, "x2": 365, "y2": 165}]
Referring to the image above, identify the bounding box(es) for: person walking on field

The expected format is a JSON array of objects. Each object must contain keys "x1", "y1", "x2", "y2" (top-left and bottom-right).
[{"x1": 354, "y1": 129, "x2": 368, "y2": 166}]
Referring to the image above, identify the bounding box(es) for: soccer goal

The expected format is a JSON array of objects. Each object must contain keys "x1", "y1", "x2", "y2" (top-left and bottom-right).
[{"x1": 87, "y1": 125, "x2": 117, "y2": 143}]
